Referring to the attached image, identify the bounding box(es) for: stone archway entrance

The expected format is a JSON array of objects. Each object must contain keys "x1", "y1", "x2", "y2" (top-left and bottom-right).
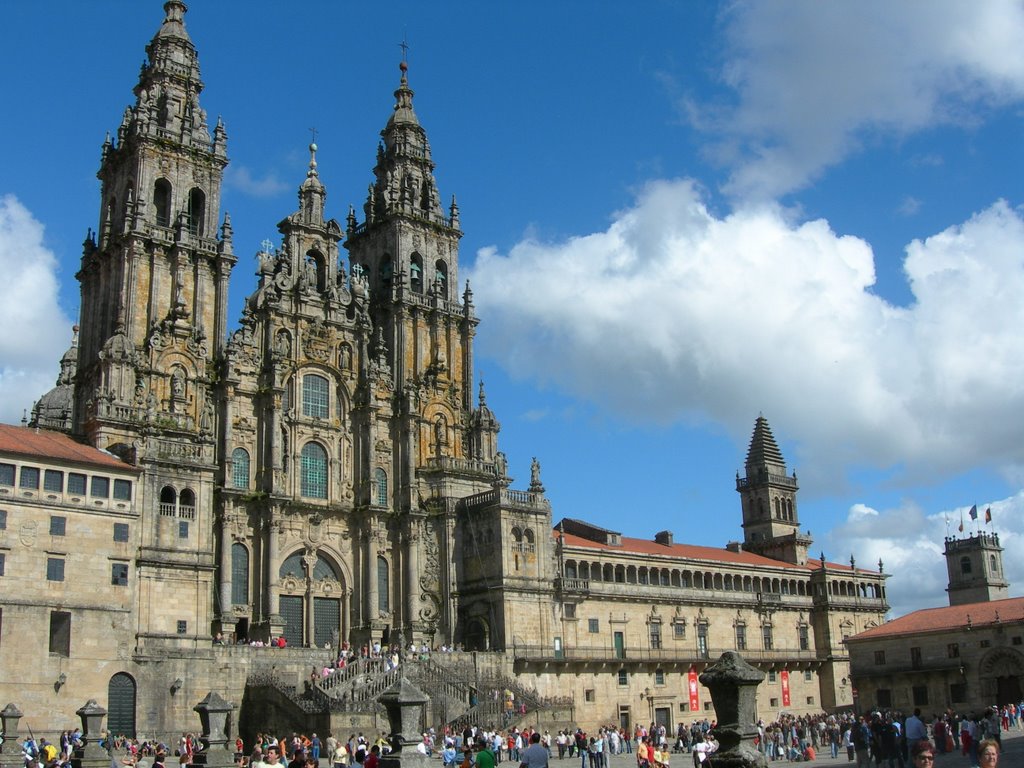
[
  {"x1": 279, "y1": 549, "x2": 348, "y2": 647},
  {"x1": 979, "y1": 646, "x2": 1024, "y2": 705}
]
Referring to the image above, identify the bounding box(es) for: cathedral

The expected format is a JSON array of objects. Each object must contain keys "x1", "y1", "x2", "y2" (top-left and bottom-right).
[{"x1": 5, "y1": 1, "x2": 891, "y2": 740}]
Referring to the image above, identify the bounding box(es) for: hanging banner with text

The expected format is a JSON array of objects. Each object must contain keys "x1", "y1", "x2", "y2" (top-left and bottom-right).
[
  {"x1": 688, "y1": 668, "x2": 700, "y2": 711},
  {"x1": 781, "y1": 670, "x2": 791, "y2": 708}
]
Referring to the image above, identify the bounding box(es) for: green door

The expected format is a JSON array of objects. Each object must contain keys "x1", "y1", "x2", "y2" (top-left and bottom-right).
[{"x1": 614, "y1": 631, "x2": 625, "y2": 659}]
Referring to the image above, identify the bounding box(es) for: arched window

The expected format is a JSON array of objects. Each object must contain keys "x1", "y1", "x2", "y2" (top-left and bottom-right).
[
  {"x1": 231, "y1": 543, "x2": 249, "y2": 605},
  {"x1": 991, "y1": 555, "x2": 999, "y2": 574},
  {"x1": 374, "y1": 467, "x2": 388, "y2": 506},
  {"x1": 313, "y1": 554, "x2": 340, "y2": 582},
  {"x1": 231, "y1": 448, "x2": 250, "y2": 489},
  {"x1": 960, "y1": 556, "x2": 972, "y2": 575},
  {"x1": 303, "y1": 374, "x2": 330, "y2": 419},
  {"x1": 159, "y1": 486, "x2": 177, "y2": 516},
  {"x1": 410, "y1": 253, "x2": 423, "y2": 293},
  {"x1": 107, "y1": 673, "x2": 137, "y2": 738},
  {"x1": 179, "y1": 488, "x2": 196, "y2": 519},
  {"x1": 280, "y1": 551, "x2": 305, "y2": 579},
  {"x1": 435, "y1": 260, "x2": 448, "y2": 295},
  {"x1": 377, "y1": 555, "x2": 390, "y2": 613},
  {"x1": 301, "y1": 442, "x2": 328, "y2": 498},
  {"x1": 154, "y1": 179, "x2": 172, "y2": 227},
  {"x1": 187, "y1": 188, "x2": 206, "y2": 236}
]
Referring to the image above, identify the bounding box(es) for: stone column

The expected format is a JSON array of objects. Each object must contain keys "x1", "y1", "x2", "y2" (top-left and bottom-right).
[
  {"x1": 405, "y1": 521, "x2": 422, "y2": 638},
  {"x1": 266, "y1": 517, "x2": 282, "y2": 629},
  {"x1": 218, "y1": 520, "x2": 233, "y2": 623},
  {"x1": 365, "y1": 526, "x2": 379, "y2": 631}
]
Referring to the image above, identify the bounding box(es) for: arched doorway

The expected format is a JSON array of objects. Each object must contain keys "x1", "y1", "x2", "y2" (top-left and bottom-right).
[
  {"x1": 107, "y1": 673, "x2": 137, "y2": 737},
  {"x1": 279, "y1": 550, "x2": 347, "y2": 647},
  {"x1": 465, "y1": 617, "x2": 490, "y2": 651},
  {"x1": 980, "y1": 647, "x2": 1024, "y2": 704}
]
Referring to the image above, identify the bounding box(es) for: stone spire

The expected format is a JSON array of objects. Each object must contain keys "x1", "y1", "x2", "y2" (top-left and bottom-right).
[{"x1": 744, "y1": 414, "x2": 787, "y2": 478}]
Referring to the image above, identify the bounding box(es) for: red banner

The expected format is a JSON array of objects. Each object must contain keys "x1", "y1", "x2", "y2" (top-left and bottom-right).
[
  {"x1": 688, "y1": 668, "x2": 700, "y2": 711},
  {"x1": 781, "y1": 670, "x2": 791, "y2": 708}
]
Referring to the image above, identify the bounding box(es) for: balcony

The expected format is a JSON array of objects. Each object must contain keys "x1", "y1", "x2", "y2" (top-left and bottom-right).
[{"x1": 513, "y1": 643, "x2": 821, "y2": 666}]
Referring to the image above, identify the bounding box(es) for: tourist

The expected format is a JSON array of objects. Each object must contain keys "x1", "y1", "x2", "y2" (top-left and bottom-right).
[
  {"x1": 520, "y1": 733, "x2": 549, "y2": 768},
  {"x1": 978, "y1": 738, "x2": 999, "y2": 768}
]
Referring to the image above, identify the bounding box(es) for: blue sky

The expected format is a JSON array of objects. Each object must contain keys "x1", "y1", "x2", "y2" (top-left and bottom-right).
[{"x1": 2, "y1": 1, "x2": 1024, "y2": 617}]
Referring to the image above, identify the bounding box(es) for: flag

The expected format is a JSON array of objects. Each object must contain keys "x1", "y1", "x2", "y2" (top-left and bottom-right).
[
  {"x1": 958, "y1": 511, "x2": 964, "y2": 533},
  {"x1": 969, "y1": 504, "x2": 978, "y2": 521},
  {"x1": 985, "y1": 507, "x2": 992, "y2": 524}
]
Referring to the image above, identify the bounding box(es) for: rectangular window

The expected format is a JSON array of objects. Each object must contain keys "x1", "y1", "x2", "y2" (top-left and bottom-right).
[
  {"x1": 911, "y1": 647, "x2": 922, "y2": 669},
  {"x1": 655, "y1": 669, "x2": 665, "y2": 685},
  {"x1": 0, "y1": 552, "x2": 5, "y2": 576},
  {"x1": 177, "y1": 620, "x2": 188, "y2": 635},
  {"x1": 947, "y1": 642, "x2": 960, "y2": 658},
  {"x1": 111, "y1": 563, "x2": 129, "y2": 586},
  {"x1": 563, "y1": 603, "x2": 576, "y2": 619},
  {"x1": 50, "y1": 610, "x2": 72, "y2": 656},
  {"x1": 19, "y1": 466, "x2": 40, "y2": 489},
  {"x1": 0, "y1": 509, "x2": 6, "y2": 529},
  {"x1": 618, "y1": 669, "x2": 628, "y2": 686},
  {"x1": 90, "y1": 476, "x2": 109, "y2": 498},
  {"x1": 874, "y1": 650, "x2": 886, "y2": 665},
  {"x1": 980, "y1": 639, "x2": 991, "y2": 648},
  {"x1": 697, "y1": 622, "x2": 709, "y2": 658},
  {"x1": 877, "y1": 689, "x2": 892, "y2": 708},
  {"x1": 674, "y1": 622, "x2": 685, "y2": 638},
  {"x1": 113, "y1": 479, "x2": 132, "y2": 501},
  {"x1": 0, "y1": 463, "x2": 14, "y2": 485},
  {"x1": 804, "y1": 670, "x2": 813, "y2": 682},
  {"x1": 650, "y1": 622, "x2": 662, "y2": 649},
  {"x1": 806, "y1": 696, "x2": 815, "y2": 705},
  {"x1": 768, "y1": 670, "x2": 777, "y2": 683},
  {"x1": 798, "y1": 625, "x2": 809, "y2": 651},
  {"x1": 770, "y1": 697, "x2": 779, "y2": 708},
  {"x1": 584, "y1": 689, "x2": 595, "y2": 703},
  {"x1": 49, "y1": 516, "x2": 66, "y2": 536},
  {"x1": 113, "y1": 523, "x2": 130, "y2": 542},
  {"x1": 762, "y1": 624, "x2": 773, "y2": 650},
  {"x1": 179, "y1": 521, "x2": 189, "y2": 539},
  {"x1": 43, "y1": 470, "x2": 64, "y2": 492},
  {"x1": 67, "y1": 473, "x2": 87, "y2": 495},
  {"x1": 46, "y1": 557, "x2": 65, "y2": 582},
  {"x1": 735, "y1": 624, "x2": 747, "y2": 651},
  {"x1": 912, "y1": 685, "x2": 929, "y2": 706},
  {"x1": 588, "y1": 618, "x2": 599, "y2": 633}
]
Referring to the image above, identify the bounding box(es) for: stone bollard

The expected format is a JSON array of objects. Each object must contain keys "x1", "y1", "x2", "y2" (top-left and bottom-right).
[
  {"x1": 0, "y1": 703, "x2": 24, "y2": 768},
  {"x1": 74, "y1": 699, "x2": 110, "y2": 768},
  {"x1": 192, "y1": 692, "x2": 237, "y2": 768},
  {"x1": 698, "y1": 652, "x2": 768, "y2": 768},
  {"x1": 377, "y1": 677, "x2": 432, "y2": 768}
]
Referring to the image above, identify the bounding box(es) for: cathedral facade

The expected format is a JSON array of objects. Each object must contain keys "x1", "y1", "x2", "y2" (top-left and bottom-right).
[{"x1": 7, "y1": 1, "x2": 889, "y2": 738}]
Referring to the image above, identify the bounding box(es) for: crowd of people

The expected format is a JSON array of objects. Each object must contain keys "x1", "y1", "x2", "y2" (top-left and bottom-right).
[{"x1": 15, "y1": 701, "x2": 1022, "y2": 768}]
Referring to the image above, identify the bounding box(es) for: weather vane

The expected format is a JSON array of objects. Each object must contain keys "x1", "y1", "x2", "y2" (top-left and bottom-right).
[
  {"x1": 260, "y1": 239, "x2": 274, "y2": 254},
  {"x1": 309, "y1": 127, "x2": 318, "y2": 145},
  {"x1": 399, "y1": 34, "x2": 409, "y2": 64}
]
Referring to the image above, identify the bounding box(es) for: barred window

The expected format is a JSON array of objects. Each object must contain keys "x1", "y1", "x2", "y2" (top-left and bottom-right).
[
  {"x1": 231, "y1": 448, "x2": 250, "y2": 489},
  {"x1": 47, "y1": 557, "x2": 65, "y2": 582},
  {"x1": 68, "y1": 473, "x2": 87, "y2": 495},
  {"x1": 111, "y1": 563, "x2": 129, "y2": 586},
  {"x1": 19, "y1": 466, "x2": 39, "y2": 490},
  {"x1": 91, "y1": 476, "x2": 109, "y2": 498},
  {"x1": 302, "y1": 374, "x2": 330, "y2": 419},
  {"x1": 113, "y1": 523, "x2": 130, "y2": 542},
  {"x1": 50, "y1": 516, "x2": 66, "y2": 536},
  {"x1": 301, "y1": 442, "x2": 328, "y2": 499},
  {"x1": 374, "y1": 468, "x2": 388, "y2": 506},
  {"x1": 44, "y1": 470, "x2": 64, "y2": 492},
  {"x1": 0, "y1": 463, "x2": 14, "y2": 485}
]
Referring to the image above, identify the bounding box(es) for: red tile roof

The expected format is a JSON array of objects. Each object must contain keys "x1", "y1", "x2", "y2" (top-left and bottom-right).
[
  {"x1": 557, "y1": 529, "x2": 864, "y2": 573},
  {"x1": 0, "y1": 424, "x2": 135, "y2": 471},
  {"x1": 848, "y1": 596, "x2": 1024, "y2": 641}
]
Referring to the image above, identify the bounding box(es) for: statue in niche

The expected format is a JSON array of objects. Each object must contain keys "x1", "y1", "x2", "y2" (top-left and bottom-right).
[
  {"x1": 274, "y1": 330, "x2": 291, "y2": 359},
  {"x1": 170, "y1": 370, "x2": 185, "y2": 399},
  {"x1": 200, "y1": 398, "x2": 214, "y2": 435}
]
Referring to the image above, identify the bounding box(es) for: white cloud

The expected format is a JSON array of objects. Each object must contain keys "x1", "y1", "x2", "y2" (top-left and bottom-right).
[
  {"x1": 225, "y1": 166, "x2": 288, "y2": 198},
  {"x1": 0, "y1": 195, "x2": 75, "y2": 423},
  {"x1": 699, "y1": 2, "x2": 1024, "y2": 200},
  {"x1": 467, "y1": 181, "x2": 1024, "y2": 490},
  {"x1": 824, "y1": 493, "x2": 1024, "y2": 617}
]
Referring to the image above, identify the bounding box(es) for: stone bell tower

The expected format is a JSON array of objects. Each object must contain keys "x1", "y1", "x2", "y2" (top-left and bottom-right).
[{"x1": 73, "y1": 0, "x2": 235, "y2": 648}]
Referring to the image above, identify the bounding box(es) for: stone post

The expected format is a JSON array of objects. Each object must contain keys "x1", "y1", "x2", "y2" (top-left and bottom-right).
[
  {"x1": 698, "y1": 652, "x2": 768, "y2": 768},
  {"x1": 192, "y1": 692, "x2": 236, "y2": 768},
  {"x1": 75, "y1": 699, "x2": 110, "y2": 768},
  {"x1": 377, "y1": 677, "x2": 432, "y2": 768},
  {"x1": 0, "y1": 703, "x2": 23, "y2": 767}
]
